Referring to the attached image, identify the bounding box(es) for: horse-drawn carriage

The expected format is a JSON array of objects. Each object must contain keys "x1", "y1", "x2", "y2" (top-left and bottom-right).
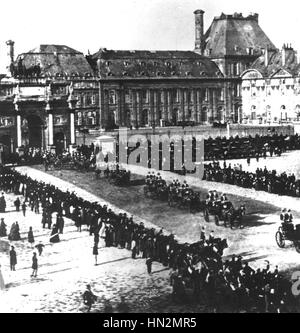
[
  {"x1": 275, "y1": 223, "x2": 300, "y2": 253},
  {"x1": 204, "y1": 200, "x2": 245, "y2": 229},
  {"x1": 106, "y1": 168, "x2": 131, "y2": 186}
]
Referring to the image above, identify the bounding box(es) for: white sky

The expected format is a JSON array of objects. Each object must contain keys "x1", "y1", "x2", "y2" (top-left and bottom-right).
[{"x1": 0, "y1": 0, "x2": 299, "y2": 72}]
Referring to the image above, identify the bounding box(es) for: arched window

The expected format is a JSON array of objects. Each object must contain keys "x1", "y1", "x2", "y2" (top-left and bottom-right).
[{"x1": 280, "y1": 105, "x2": 287, "y2": 121}]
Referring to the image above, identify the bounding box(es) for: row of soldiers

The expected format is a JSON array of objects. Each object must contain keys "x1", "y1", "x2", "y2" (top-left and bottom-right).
[
  {"x1": 203, "y1": 161, "x2": 300, "y2": 198},
  {"x1": 0, "y1": 165, "x2": 294, "y2": 312}
]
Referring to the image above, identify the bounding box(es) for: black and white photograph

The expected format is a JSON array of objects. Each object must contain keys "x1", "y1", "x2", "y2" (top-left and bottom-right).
[{"x1": 0, "y1": 0, "x2": 300, "y2": 316}]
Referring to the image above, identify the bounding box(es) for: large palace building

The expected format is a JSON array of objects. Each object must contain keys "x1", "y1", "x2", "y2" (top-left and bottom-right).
[{"x1": 0, "y1": 9, "x2": 278, "y2": 153}]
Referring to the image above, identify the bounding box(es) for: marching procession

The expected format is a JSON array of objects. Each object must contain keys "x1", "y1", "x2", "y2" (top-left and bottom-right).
[
  {"x1": 0, "y1": 160, "x2": 297, "y2": 312},
  {"x1": 0, "y1": 130, "x2": 300, "y2": 312}
]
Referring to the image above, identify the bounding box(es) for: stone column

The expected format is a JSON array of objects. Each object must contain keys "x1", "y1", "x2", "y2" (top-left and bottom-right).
[
  {"x1": 208, "y1": 88, "x2": 213, "y2": 123},
  {"x1": 68, "y1": 98, "x2": 77, "y2": 149},
  {"x1": 179, "y1": 88, "x2": 184, "y2": 122},
  {"x1": 167, "y1": 90, "x2": 172, "y2": 123},
  {"x1": 192, "y1": 89, "x2": 197, "y2": 122},
  {"x1": 149, "y1": 89, "x2": 154, "y2": 127},
  {"x1": 115, "y1": 89, "x2": 121, "y2": 126},
  {"x1": 162, "y1": 89, "x2": 168, "y2": 123},
  {"x1": 153, "y1": 90, "x2": 160, "y2": 127},
  {"x1": 70, "y1": 112, "x2": 75, "y2": 145},
  {"x1": 131, "y1": 89, "x2": 138, "y2": 128},
  {"x1": 16, "y1": 114, "x2": 22, "y2": 148},
  {"x1": 46, "y1": 103, "x2": 54, "y2": 147},
  {"x1": 137, "y1": 90, "x2": 143, "y2": 128},
  {"x1": 212, "y1": 89, "x2": 218, "y2": 122},
  {"x1": 184, "y1": 89, "x2": 189, "y2": 122}
]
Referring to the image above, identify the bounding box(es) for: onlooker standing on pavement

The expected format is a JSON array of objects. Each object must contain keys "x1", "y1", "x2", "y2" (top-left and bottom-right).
[
  {"x1": 0, "y1": 193, "x2": 6, "y2": 213},
  {"x1": 146, "y1": 258, "x2": 153, "y2": 274},
  {"x1": 14, "y1": 197, "x2": 21, "y2": 212},
  {"x1": 35, "y1": 242, "x2": 45, "y2": 256},
  {"x1": 22, "y1": 201, "x2": 27, "y2": 217},
  {"x1": 28, "y1": 227, "x2": 35, "y2": 247},
  {"x1": 9, "y1": 246, "x2": 17, "y2": 271},
  {"x1": 0, "y1": 218, "x2": 7, "y2": 237},
  {"x1": 93, "y1": 243, "x2": 98, "y2": 265},
  {"x1": 31, "y1": 252, "x2": 38, "y2": 278},
  {"x1": 82, "y1": 284, "x2": 97, "y2": 312}
]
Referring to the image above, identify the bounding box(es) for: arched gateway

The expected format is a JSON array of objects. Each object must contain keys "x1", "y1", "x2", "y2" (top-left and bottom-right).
[{"x1": 26, "y1": 115, "x2": 43, "y2": 148}]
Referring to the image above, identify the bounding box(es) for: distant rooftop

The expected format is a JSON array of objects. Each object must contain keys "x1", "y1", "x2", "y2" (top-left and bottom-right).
[{"x1": 91, "y1": 49, "x2": 223, "y2": 78}]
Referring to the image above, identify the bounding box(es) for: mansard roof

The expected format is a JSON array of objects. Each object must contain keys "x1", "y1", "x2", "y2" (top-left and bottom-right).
[
  {"x1": 15, "y1": 44, "x2": 93, "y2": 77},
  {"x1": 249, "y1": 47, "x2": 300, "y2": 77},
  {"x1": 204, "y1": 13, "x2": 276, "y2": 58},
  {"x1": 90, "y1": 49, "x2": 223, "y2": 78}
]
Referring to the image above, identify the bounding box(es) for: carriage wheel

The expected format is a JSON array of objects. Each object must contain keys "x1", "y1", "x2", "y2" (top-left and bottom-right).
[
  {"x1": 204, "y1": 209, "x2": 209, "y2": 222},
  {"x1": 275, "y1": 231, "x2": 285, "y2": 248},
  {"x1": 294, "y1": 241, "x2": 300, "y2": 253},
  {"x1": 214, "y1": 215, "x2": 219, "y2": 226}
]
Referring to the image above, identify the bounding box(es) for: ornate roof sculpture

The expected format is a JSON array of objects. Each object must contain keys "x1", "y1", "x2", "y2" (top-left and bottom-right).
[{"x1": 12, "y1": 44, "x2": 94, "y2": 78}]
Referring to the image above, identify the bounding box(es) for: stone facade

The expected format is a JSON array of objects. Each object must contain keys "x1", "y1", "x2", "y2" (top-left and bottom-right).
[
  {"x1": 241, "y1": 45, "x2": 300, "y2": 124},
  {"x1": 0, "y1": 9, "x2": 279, "y2": 153}
]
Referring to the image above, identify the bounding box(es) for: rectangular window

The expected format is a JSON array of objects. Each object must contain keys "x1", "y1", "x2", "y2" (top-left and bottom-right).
[
  {"x1": 125, "y1": 90, "x2": 131, "y2": 104},
  {"x1": 205, "y1": 88, "x2": 209, "y2": 101},
  {"x1": 142, "y1": 90, "x2": 149, "y2": 103},
  {"x1": 109, "y1": 90, "x2": 116, "y2": 104},
  {"x1": 220, "y1": 89, "x2": 224, "y2": 101}
]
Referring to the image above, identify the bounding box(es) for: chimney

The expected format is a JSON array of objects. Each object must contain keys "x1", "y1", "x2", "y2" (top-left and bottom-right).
[
  {"x1": 264, "y1": 47, "x2": 269, "y2": 67},
  {"x1": 194, "y1": 9, "x2": 205, "y2": 55},
  {"x1": 5, "y1": 40, "x2": 15, "y2": 77},
  {"x1": 282, "y1": 44, "x2": 286, "y2": 67}
]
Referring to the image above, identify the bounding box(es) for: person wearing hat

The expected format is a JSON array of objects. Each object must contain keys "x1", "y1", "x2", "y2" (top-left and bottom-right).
[
  {"x1": 9, "y1": 246, "x2": 17, "y2": 271},
  {"x1": 0, "y1": 218, "x2": 7, "y2": 237},
  {"x1": 287, "y1": 209, "x2": 293, "y2": 223},
  {"x1": 82, "y1": 284, "x2": 97, "y2": 312},
  {"x1": 31, "y1": 252, "x2": 38, "y2": 278},
  {"x1": 200, "y1": 226, "x2": 206, "y2": 242},
  {"x1": 280, "y1": 208, "x2": 286, "y2": 222}
]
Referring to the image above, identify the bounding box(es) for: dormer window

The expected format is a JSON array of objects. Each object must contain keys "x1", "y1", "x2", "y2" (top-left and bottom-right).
[{"x1": 247, "y1": 47, "x2": 254, "y2": 55}]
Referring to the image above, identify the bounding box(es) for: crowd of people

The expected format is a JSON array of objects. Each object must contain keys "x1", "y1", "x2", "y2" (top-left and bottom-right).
[
  {"x1": 0, "y1": 164, "x2": 296, "y2": 312},
  {"x1": 203, "y1": 161, "x2": 300, "y2": 197}
]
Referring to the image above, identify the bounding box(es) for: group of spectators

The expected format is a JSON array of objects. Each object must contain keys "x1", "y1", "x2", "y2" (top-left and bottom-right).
[
  {"x1": 204, "y1": 161, "x2": 300, "y2": 197},
  {"x1": 0, "y1": 165, "x2": 296, "y2": 312}
]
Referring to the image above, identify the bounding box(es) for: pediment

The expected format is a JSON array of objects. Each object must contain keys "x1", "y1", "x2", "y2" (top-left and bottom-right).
[
  {"x1": 270, "y1": 68, "x2": 292, "y2": 78},
  {"x1": 241, "y1": 70, "x2": 263, "y2": 79}
]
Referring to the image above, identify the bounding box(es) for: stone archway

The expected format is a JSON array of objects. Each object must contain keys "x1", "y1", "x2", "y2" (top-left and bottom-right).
[{"x1": 26, "y1": 115, "x2": 43, "y2": 148}]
